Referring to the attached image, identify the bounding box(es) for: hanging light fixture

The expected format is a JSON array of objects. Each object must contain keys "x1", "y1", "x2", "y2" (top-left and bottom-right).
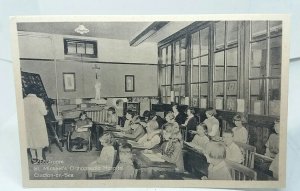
[{"x1": 74, "y1": 24, "x2": 89, "y2": 35}]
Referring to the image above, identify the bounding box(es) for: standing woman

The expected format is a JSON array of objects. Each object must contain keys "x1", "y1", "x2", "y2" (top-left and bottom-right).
[{"x1": 23, "y1": 84, "x2": 48, "y2": 164}]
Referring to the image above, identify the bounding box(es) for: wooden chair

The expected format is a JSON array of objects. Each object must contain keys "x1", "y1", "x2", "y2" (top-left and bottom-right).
[
  {"x1": 226, "y1": 160, "x2": 257, "y2": 180},
  {"x1": 235, "y1": 141, "x2": 256, "y2": 168}
]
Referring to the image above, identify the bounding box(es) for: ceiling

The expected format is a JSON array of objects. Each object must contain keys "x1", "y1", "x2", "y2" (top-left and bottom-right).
[{"x1": 17, "y1": 21, "x2": 193, "y2": 44}]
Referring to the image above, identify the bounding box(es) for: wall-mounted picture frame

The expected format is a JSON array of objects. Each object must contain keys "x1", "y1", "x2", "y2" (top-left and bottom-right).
[
  {"x1": 125, "y1": 75, "x2": 135, "y2": 92},
  {"x1": 63, "y1": 72, "x2": 76, "y2": 92}
]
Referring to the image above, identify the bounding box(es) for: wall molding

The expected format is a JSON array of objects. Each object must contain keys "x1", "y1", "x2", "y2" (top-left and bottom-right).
[{"x1": 20, "y1": 58, "x2": 158, "y2": 66}]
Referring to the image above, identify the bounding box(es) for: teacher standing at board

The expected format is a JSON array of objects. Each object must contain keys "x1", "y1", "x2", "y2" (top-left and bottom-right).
[{"x1": 23, "y1": 84, "x2": 49, "y2": 164}]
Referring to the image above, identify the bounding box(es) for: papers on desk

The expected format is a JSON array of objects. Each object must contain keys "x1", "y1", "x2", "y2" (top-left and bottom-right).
[
  {"x1": 127, "y1": 140, "x2": 147, "y2": 149},
  {"x1": 112, "y1": 132, "x2": 125, "y2": 137},
  {"x1": 143, "y1": 153, "x2": 165, "y2": 162}
]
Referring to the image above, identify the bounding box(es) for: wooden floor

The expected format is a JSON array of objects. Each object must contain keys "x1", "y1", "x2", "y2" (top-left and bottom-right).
[{"x1": 28, "y1": 145, "x2": 100, "y2": 180}]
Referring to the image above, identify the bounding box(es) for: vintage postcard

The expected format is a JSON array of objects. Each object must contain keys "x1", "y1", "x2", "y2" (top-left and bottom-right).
[{"x1": 10, "y1": 15, "x2": 289, "y2": 188}]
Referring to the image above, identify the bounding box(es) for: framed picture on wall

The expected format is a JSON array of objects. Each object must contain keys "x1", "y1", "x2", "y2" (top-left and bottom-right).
[
  {"x1": 125, "y1": 75, "x2": 135, "y2": 92},
  {"x1": 63, "y1": 72, "x2": 76, "y2": 92}
]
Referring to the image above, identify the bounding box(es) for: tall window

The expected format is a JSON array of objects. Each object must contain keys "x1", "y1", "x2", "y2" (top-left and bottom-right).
[
  {"x1": 191, "y1": 27, "x2": 209, "y2": 108},
  {"x1": 160, "y1": 45, "x2": 172, "y2": 104},
  {"x1": 173, "y1": 38, "x2": 187, "y2": 104},
  {"x1": 249, "y1": 21, "x2": 282, "y2": 116},
  {"x1": 213, "y1": 21, "x2": 239, "y2": 111}
]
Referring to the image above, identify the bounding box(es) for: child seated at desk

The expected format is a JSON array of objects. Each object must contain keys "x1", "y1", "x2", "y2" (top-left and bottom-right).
[
  {"x1": 71, "y1": 111, "x2": 93, "y2": 150},
  {"x1": 111, "y1": 143, "x2": 136, "y2": 179},
  {"x1": 137, "y1": 120, "x2": 161, "y2": 149},
  {"x1": 161, "y1": 123, "x2": 184, "y2": 172},
  {"x1": 188, "y1": 123, "x2": 210, "y2": 152},
  {"x1": 223, "y1": 129, "x2": 244, "y2": 164},
  {"x1": 116, "y1": 110, "x2": 135, "y2": 132},
  {"x1": 202, "y1": 142, "x2": 232, "y2": 180},
  {"x1": 265, "y1": 119, "x2": 279, "y2": 159},
  {"x1": 105, "y1": 107, "x2": 118, "y2": 125},
  {"x1": 232, "y1": 114, "x2": 248, "y2": 144},
  {"x1": 203, "y1": 108, "x2": 220, "y2": 141},
  {"x1": 87, "y1": 133, "x2": 115, "y2": 178},
  {"x1": 123, "y1": 116, "x2": 145, "y2": 141}
]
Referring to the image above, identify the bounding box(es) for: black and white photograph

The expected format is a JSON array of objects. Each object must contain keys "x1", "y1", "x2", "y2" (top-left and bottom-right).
[{"x1": 11, "y1": 15, "x2": 289, "y2": 188}]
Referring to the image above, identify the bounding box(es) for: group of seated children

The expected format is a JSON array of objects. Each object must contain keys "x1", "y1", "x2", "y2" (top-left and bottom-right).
[{"x1": 85, "y1": 105, "x2": 280, "y2": 180}]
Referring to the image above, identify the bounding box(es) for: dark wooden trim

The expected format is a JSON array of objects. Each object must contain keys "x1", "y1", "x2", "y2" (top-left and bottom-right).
[
  {"x1": 158, "y1": 21, "x2": 211, "y2": 48},
  {"x1": 19, "y1": 58, "x2": 157, "y2": 66},
  {"x1": 20, "y1": 58, "x2": 55, "y2": 61},
  {"x1": 130, "y1": 21, "x2": 169, "y2": 46}
]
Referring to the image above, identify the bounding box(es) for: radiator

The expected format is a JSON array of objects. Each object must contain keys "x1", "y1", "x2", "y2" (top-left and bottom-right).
[{"x1": 85, "y1": 109, "x2": 108, "y2": 123}]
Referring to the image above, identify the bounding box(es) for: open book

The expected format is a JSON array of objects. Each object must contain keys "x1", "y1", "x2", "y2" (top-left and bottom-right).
[{"x1": 142, "y1": 153, "x2": 165, "y2": 162}]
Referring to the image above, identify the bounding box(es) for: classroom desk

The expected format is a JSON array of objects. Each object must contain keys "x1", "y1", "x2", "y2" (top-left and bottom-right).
[
  {"x1": 183, "y1": 142, "x2": 209, "y2": 178},
  {"x1": 111, "y1": 134, "x2": 177, "y2": 179},
  {"x1": 132, "y1": 149, "x2": 177, "y2": 179}
]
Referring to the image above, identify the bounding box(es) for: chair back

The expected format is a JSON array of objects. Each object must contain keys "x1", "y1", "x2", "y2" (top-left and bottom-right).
[
  {"x1": 234, "y1": 141, "x2": 256, "y2": 168},
  {"x1": 226, "y1": 160, "x2": 257, "y2": 180}
]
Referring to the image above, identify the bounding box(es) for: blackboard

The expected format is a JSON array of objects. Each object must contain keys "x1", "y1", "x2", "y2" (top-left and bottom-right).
[{"x1": 21, "y1": 71, "x2": 55, "y2": 121}]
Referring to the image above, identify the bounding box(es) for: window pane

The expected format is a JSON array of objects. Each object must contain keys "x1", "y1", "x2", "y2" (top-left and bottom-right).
[
  {"x1": 175, "y1": 41, "x2": 180, "y2": 63},
  {"x1": 227, "y1": 48, "x2": 238, "y2": 66},
  {"x1": 200, "y1": 27, "x2": 209, "y2": 55},
  {"x1": 192, "y1": 65, "x2": 199, "y2": 83},
  {"x1": 200, "y1": 83, "x2": 208, "y2": 96},
  {"x1": 191, "y1": 84, "x2": 199, "y2": 107},
  {"x1": 227, "y1": 67, "x2": 238, "y2": 80},
  {"x1": 269, "y1": 79, "x2": 280, "y2": 116},
  {"x1": 270, "y1": 36, "x2": 282, "y2": 77},
  {"x1": 227, "y1": 81, "x2": 237, "y2": 95},
  {"x1": 201, "y1": 55, "x2": 208, "y2": 66},
  {"x1": 174, "y1": 65, "x2": 182, "y2": 84},
  {"x1": 214, "y1": 82, "x2": 224, "y2": 96},
  {"x1": 161, "y1": 86, "x2": 166, "y2": 97},
  {"x1": 214, "y1": 67, "x2": 225, "y2": 81},
  {"x1": 227, "y1": 21, "x2": 238, "y2": 45},
  {"x1": 270, "y1": 21, "x2": 282, "y2": 36},
  {"x1": 161, "y1": 66, "x2": 166, "y2": 85},
  {"x1": 250, "y1": 40, "x2": 267, "y2": 77},
  {"x1": 226, "y1": 96, "x2": 237, "y2": 111},
  {"x1": 191, "y1": 32, "x2": 200, "y2": 58},
  {"x1": 77, "y1": 43, "x2": 85, "y2": 54},
  {"x1": 174, "y1": 85, "x2": 185, "y2": 97},
  {"x1": 167, "y1": 45, "x2": 172, "y2": 64},
  {"x1": 166, "y1": 66, "x2": 171, "y2": 85},
  {"x1": 215, "y1": 51, "x2": 224, "y2": 66},
  {"x1": 86, "y1": 43, "x2": 94, "y2": 54},
  {"x1": 201, "y1": 66, "x2": 208, "y2": 82},
  {"x1": 180, "y1": 38, "x2": 186, "y2": 62},
  {"x1": 192, "y1": 58, "x2": 199, "y2": 66},
  {"x1": 161, "y1": 48, "x2": 166, "y2": 64},
  {"x1": 166, "y1": 86, "x2": 171, "y2": 96},
  {"x1": 250, "y1": 79, "x2": 265, "y2": 114},
  {"x1": 180, "y1": 64, "x2": 186, "y2": 83},
  {"x1": 215, "y1": 22, "x2": 225, "y2": 49},
  {"x1": 67, "y1": 42, "x2": 76, "y2": 54},
  {"x1": 251, "y1": 21, "x2": 267, "y2": 40}
]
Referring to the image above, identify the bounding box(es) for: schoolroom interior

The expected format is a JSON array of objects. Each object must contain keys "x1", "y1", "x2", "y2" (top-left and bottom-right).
[{"x1": 18, "y1": 20, "x2": 282, "y2": 180}]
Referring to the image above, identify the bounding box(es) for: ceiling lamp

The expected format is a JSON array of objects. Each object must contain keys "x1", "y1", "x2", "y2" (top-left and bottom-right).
[{"x1": 74, "y1": 24, "x2": 89, "y2": 35}]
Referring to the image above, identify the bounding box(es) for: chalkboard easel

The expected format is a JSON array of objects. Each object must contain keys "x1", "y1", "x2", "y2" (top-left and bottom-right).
[{"x1": 21, "y1": 71, "x2": 63, "y2": 152}]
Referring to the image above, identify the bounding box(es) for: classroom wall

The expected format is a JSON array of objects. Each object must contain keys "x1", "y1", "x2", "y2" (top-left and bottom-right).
[
  {"x1": 18, "y1": 32, "x2": 159, "y2": 99},
  {"x1": 18, "y1": 32, "x2": 158, "y2": 63}
]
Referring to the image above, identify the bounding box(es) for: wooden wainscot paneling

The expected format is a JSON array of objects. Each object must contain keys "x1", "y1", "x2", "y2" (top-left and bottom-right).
[{"x1": 248, "y1": 114, "x2": 278, "y2": 154}]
